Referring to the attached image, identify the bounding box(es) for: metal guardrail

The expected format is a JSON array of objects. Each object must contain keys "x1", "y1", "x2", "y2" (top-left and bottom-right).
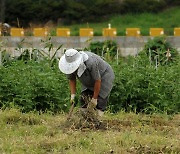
[{"x1": 0, "y1": 27, "x2": 180, "y2": 37}]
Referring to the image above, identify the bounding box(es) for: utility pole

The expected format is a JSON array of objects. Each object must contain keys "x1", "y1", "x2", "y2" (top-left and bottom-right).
[{"x1": 0, "y1": 0, "x2": 5, "y2": 23}]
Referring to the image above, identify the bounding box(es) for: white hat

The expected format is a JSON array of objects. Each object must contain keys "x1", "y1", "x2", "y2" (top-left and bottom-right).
[{"x1": 59, "y1": 49, "x2": 85, "y2": 74}]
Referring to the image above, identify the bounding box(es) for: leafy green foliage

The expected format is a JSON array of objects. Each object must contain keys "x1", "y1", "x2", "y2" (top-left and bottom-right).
[
  {"x1": 0, "y1": 50, "x2": 12, "y2": 66},
  {"x1": 122, "y1": 0, "x2": 166, "y2": 13},
  {"x1": 0, "y1": 38, "x2": 68, "y2": 113},
  {"x1": 144, "y1": 36, "x2": 178, "y2": 66},
  {"x1": 109, "y1": 53, "x2": 180, "y2": 114},
  {"x1": 0, "y1": 37, "x2": 179, "y2": 114},
  {"x1": 0, "y1": 60, "x2": 70, "y2": 112},
  {"x1": 87, "y1": 40, "x2": 118, "y2": 60},
  {"x1": 4, "y1": 0, "x2": 179, "y2": 27},
  {"x1": 59, "y1": 7, "x2": 180, "y2": 36}
]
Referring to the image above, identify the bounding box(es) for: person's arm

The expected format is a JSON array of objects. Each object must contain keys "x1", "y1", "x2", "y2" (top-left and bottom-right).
[
  {"x1": 93, "y1": 79, "x2": 101, "y2": 99},
  {"x1": 69, "y1": 79, "x2": 76, "y2": 103},
  {"x1": 89, "y1": 56, "x2": 101, "y2": 108},
  {"x1": 69, "y1": 79, "x2": 76, "y2": 95},
  {"x1": 89, "y1": 79, "x2": 101, "y2": 109}
]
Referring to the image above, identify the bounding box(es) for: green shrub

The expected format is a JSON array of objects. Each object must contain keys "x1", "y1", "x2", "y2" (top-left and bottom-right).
[
  {"x1": 87, "y1": 40, "x2": 118, "y2": 60},
  {"x1": 122, "y1": 0, "x2": 166, "y2": 13},
  {"x1": 0, "y1": 37, "x2": 179, "y2": 114},
  {"x1": 109, "y1": 52, "x2": 180, "y2": 114},
  {"x1": 109, "y1": 37, "x2": 179, "y2": 114},
  {"x1": 0, "y1": 60, "x2": 70, "y2": 113},
  {"x1": 143, "y1": 36, "x2": 179, "y2": 66}
]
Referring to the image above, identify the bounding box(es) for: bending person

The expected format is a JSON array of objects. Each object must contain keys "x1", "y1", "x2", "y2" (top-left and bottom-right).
[{"x1": 59, "y1": 49, "x2": 115, "y2": 116}]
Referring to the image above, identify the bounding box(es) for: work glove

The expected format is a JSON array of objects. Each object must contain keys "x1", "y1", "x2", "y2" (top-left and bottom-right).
[
  {"x1": 88, "y1": 98, "x2": 97, "y2": 109},
  {"x1": 70, "y1": 94, "x2": 76, "y2": 104}
]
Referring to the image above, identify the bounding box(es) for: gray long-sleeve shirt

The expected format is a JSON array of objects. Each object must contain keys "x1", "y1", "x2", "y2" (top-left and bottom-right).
[{"x1": 67, "y1": 52, "x2": 115, "y2": 99}]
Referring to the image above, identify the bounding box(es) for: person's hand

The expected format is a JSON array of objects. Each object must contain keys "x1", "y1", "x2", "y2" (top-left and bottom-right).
[
  {"x1": 88, "y1": 98, "x2": 97, "y2": 109},
  {"x1": 91, "y1": 98, "x2": 97, "y2": 107},
  {"x1": 70, "y1": 94, "x2": 76, "y2": 104}
]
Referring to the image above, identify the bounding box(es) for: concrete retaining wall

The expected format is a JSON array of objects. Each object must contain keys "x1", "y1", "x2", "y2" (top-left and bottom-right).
[{"x1": 0, "y1": 36, "x2": 179, "y2": 57}]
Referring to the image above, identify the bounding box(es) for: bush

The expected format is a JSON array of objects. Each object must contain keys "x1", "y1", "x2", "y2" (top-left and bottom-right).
[
  {"x1": 109, "y1": 50, "x2": 180, "y2": 114},
  {"x1": 87, "y1": 40, "x2": 118, "y2": 61},
  {"x1": 5, "y1": 0, "x2": 176, "y2": 27},
  {"x1": 144, "y1": 36, "x2": 179, "y2": 66},
  {"x1": 165, "y1": 0, "x2": 180, "y2": 5},
  {"x1": 121, "y1": 0, "x2": 166, "y2": 13},
  {"x1": 0, "y1": 37, "x2": 179, "y2": 114},
  {"x1": 0, "y1": 60, "x2": 70, "y2": 113}
]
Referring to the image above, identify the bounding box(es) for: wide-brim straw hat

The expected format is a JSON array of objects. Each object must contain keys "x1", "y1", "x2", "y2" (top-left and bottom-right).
[{"x1": 59, "y1": 49, "x2": 83, "y2": 74}]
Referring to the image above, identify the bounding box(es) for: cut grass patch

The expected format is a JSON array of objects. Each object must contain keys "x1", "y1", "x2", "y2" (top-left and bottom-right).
[{"x1": 0, "y1": 109, "x2": 179, "y2": 153}]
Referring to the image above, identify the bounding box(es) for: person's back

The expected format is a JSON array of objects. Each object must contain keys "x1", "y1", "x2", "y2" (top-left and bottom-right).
[
  {"x1": 59, "y1": 49, "x2": 115, "y2": 116},
  {"x1": 77, "y1": 51, "x2": 115, "y2": 99}
]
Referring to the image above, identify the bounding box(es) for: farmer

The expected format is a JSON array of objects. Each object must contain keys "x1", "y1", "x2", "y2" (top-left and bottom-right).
[{"x1": 59, "y1": 49, "x2": 115, "y2": 116}]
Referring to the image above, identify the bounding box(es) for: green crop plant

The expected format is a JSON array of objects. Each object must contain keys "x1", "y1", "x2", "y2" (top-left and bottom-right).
[
  {"x1": 143, "y1": 36, "x2": 178, "y2": 67},
  {"x1": 0, "y1": 38, "x2": 66, "y2": 113},
  {"x1": 0, "y1": 37, "x2": 179, "y2": 114},
  {"x1": 109, "y1": 47, "x2": 180, "y2": 114},
  {"x1": 87, "y1": 40, "x2": 118, "y2": 61},
  {"x1": 0, "y1": 60, "x2": 70, "y2": 113}
]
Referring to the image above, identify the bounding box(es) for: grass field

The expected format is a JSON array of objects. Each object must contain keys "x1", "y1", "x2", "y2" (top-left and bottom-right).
[
  {"x1": 56, "y1": 7, "x2": 180, "y2": 36},
  {"x1": 0, "y1": 108, "x2": 179, "y2": 153}
]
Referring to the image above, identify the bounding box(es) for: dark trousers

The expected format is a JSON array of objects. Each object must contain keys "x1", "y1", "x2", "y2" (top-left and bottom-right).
[{"x1": 80, "y1": 89, "x2": 108, "y2": 111}]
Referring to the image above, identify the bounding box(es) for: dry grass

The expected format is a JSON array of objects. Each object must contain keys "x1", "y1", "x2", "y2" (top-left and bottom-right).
[{"x1": 0, "y1": 108, "x2": 179, "y2": 154}]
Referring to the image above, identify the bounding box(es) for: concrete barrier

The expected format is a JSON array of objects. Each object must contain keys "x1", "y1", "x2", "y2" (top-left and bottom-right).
[{"x1": 0, "y1": 36, "x2": 179, "y2": 57}]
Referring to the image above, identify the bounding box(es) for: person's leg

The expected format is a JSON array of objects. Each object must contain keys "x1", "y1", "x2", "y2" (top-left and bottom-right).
[
  {"x1": 96, "y1": 96, "x2": 108, "y2": 111},
  {"x1": 96, "y1": 96, "x2": 108, "y2": 117}
]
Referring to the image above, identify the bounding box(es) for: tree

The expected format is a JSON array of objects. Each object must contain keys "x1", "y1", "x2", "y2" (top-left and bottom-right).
[{"x1": 0, "y1": 0, "x2": 5, "y2": 23}]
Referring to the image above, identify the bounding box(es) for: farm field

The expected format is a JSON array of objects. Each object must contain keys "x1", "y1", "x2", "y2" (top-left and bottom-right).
[
  {"x1": 0, "y1": 108, "x2": 179, "y2": 154},
  {"x1": 0, "y1": 33, "x2": 179, "y2": 154},
  {"x1": 1, "y1": 1, "x2": 180, "y2": 154}
]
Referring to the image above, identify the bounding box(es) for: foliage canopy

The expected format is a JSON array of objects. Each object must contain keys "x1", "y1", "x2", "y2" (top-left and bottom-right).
[{"x1": 2, "y1": 0, "x2": 179, "y2": 27}]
